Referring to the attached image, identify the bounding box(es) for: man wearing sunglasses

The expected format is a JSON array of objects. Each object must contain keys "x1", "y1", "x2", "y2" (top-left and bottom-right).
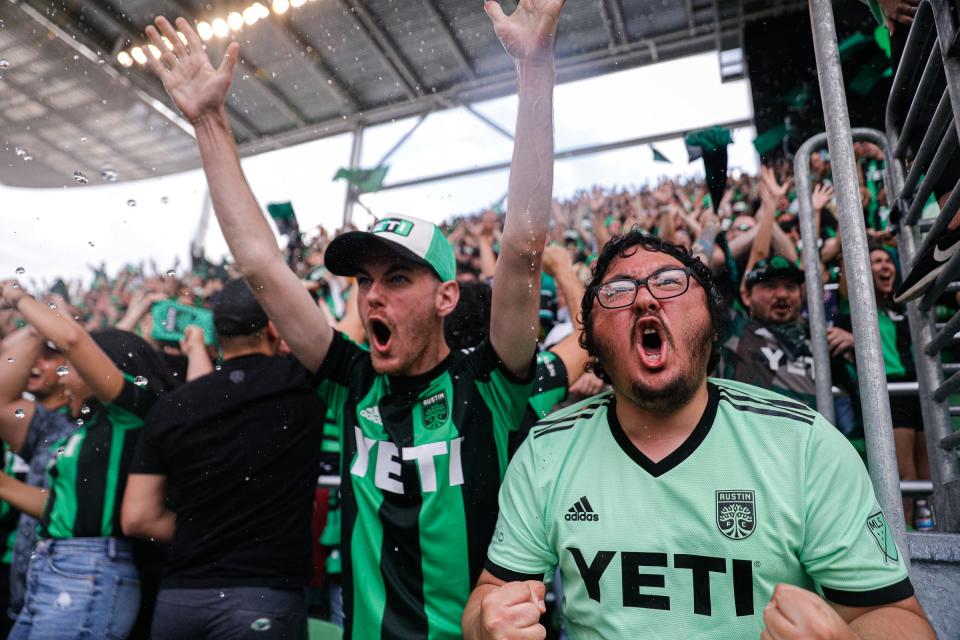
[{"x1": 463, "y1": 233, "x2": 932, "y2": 639}]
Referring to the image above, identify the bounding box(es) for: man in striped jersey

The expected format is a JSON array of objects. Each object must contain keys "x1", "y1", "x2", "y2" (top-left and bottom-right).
[
  {"x1": 142, "y1": 0, "x2": 564, "y2": 637},
  {"x1": 464, "y1": 233, "x2": 934, "y2": 639}
]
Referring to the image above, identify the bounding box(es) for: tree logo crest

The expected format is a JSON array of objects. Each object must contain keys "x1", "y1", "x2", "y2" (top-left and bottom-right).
[
  {"x1": 716, "y1": 490, "x2": 756, "y2": 540},
  {"x1": 420, "y1": 391, "x2": 448, "y2": 430}
]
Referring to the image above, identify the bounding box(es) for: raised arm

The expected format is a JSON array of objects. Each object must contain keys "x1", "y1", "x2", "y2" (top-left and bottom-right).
[
  {"x1": 487, "y1": 0, "x2": 564, "y2": 377},
  {"x1": 0, "y1": 281, "x2": 123, "y2": 405},
  {"x1": 0, "y1": 327, "x2": 42, "y2": 452},
  {"x1": 143, "y1": 17, "x2": 331, "y2": 373}
]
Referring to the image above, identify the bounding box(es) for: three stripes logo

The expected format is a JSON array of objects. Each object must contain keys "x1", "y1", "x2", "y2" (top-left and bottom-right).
[{"x1": 565, "y1": 496, "x2": 599, "y2": 522}]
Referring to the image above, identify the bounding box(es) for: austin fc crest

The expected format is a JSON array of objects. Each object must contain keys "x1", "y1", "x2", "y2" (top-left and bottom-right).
[
  {"x1": 421, "y1": 392, "x2": 448, "y2": 430},
  {"x1": 716, "y1": 490, "x2": 756, "y2": 540}
]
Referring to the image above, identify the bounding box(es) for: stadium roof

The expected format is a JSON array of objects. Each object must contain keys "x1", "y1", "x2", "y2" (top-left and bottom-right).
[{"x1": 0, "y1": 0, "x2": 805, "y2": 188}]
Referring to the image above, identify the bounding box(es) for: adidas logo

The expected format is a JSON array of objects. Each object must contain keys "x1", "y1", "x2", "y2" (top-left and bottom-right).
[{"x1": 565, "y1": 496, "x2": 599, "y2": 522}]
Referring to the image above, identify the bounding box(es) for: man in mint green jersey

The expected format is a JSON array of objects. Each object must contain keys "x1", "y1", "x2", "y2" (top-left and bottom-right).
[
  {"x1": 142, "y1": 1, "x2": 565, "y2": 637},
  {"x1": 463, "y1": 233, "x2": 934, "y2": 640}
]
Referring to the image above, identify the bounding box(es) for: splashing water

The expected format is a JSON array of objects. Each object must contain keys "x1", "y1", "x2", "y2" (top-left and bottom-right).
[
  {"x1": 14, "y1": 409, "x2": 24, "y2": 419},
  {"x1": 165, "y1": 270, "x2": 176, "y2": 278},
  {"x1": 100, "y1": 167, "x2": 119, "y2": 182},
  {"x1": 73, "y1": 171, "x2": 88, "y2": 184},
  {"x1": 56, "y1": 366, "x2": 69, "y2": 376},
  {"x1": 15, "y1": 267, "x2": 24, "y2": 275},
  {"x1": 127, "y1": 199, "x2": 136, "y2": 207},
  {"x1": 0, "y1": 60, "x2": 9, "y2": 70},
  {"x1": 80, "y1": 405, "x2": 90, "y2": 415},
  {"x1": 48, "y1": 302, "x2": 57, "y2": 309},
  {"x1": 6, "y1": 357, "x2": 13, "y2": 364},
  {"x1": 134, "y1": 376, "x2": 148, "y2": 387}
]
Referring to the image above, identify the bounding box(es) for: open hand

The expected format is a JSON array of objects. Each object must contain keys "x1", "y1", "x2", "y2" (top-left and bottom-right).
[
  {"x1": 143, "y1": 16, "x2": 239, "y2": 122},
  {"x1": 812, "y1": 183, "x2": 835, "y2": 212},
  {"x1": 485, "y1": 0, "x2": 565, "y2": 65}
]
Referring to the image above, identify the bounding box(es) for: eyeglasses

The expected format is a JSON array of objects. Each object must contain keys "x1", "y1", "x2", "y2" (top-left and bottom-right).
[
  {"x1": 594, "y1": 267, "x2": 694, "y2": 309},
  {"x1": 734, "y1": 223, "x2": 754, "y2": 232}
]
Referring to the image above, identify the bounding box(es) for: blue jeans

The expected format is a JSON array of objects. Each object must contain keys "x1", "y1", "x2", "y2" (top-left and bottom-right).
[
  {"x1": 151, "y1": 587, "x2": 307, "y2": 640},
  {"x1": 10, "y1": 538, "x2": 140, "y2": 640}
]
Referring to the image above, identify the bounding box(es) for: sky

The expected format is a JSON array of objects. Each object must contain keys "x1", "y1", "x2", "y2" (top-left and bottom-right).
[{"x1": 0, "y1": 51, "x2": 758, "y2": 286}]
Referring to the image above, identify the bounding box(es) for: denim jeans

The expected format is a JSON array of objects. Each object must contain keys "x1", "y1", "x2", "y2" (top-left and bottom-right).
[
  {"x1": 151, "y1": 587, "x2": 307, "y2": 640},
  {"x1": 9, "y1": 538, "x2": 140, "y2": 640}
]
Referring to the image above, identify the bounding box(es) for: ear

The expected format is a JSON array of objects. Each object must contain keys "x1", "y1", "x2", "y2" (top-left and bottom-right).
[{"x1": 434, "y1": 281, "x2": 460, "y2": 319}]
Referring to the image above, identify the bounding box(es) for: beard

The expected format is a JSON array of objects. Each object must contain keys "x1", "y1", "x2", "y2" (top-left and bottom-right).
[{"x1": 595, "y1": 314, "x2": 714, "y2": 415}]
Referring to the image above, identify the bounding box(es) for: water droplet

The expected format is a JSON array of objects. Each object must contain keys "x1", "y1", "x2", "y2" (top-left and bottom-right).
[
  {"x1": 48, "y1": 301, "x2": 57, "y2": 309},
  {"x1": 29, "y1": 552, "x2": 36, "y2": 560},
  {"x1": 6, "y1": 357, "x2": 13, "y2": 364},
  {"x1": 215, "y1": 365, "x2": 222, "y2": 371},
  {"x1": 0, "y1": 60, "x2": 8, "y2": 70},
  {"x1": 127, "y1": 199, "x2": 136, "y2": 207},
  {"x1": 23, "y1": 154, "x2": 32, "y2": 162},
  {"x1": 14, "y1": 408, "x2": 24, "y2": 419},
  {"x1": 165, "y1": 269, "x2": 176, "y2": 278},
  {"x1": 75, "y1": 418, "x2": 84, "y2": 427},
  {"x1": 14, "y1": 146, "x2": 26, "y2": 157},
  {"x1": 80, "y1": 405, "x2": 90, "y2": 415},
  {"x1": 161, "y1": 196, "x2": 169, "y2": 204},
  {"x1": 133, "y1": 376, "x2": 148, "y2": 387},
  {"x1": 244, "y1": 476, "x2": 250, "y2": 481},
  {"x1": 15, "y1": 267, "x2": 24, "y2": 275},
  {"x1": 100, "y1": 166, "x2": 118, "y2": 182},
  {"x1": 88, "y1": 241, "x2": 95, "y2": 247},
  {"x1": 219, "y1": 592, "x2": 225, "y2": 598},
  {"x1": 73, "y1": 170, "x2": 88, "y2": 184},
  {"x1": 56, "y1": 366, "x2": 69, "y2": 376}
]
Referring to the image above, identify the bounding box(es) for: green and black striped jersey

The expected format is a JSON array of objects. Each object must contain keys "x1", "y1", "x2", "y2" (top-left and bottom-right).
[
  {"x1": 314, "y1": 332, "x2": 533, "y2": 639},
  {"x1": 488, "y1": 378, "x2": 912, "y2": 639},
  {"x1": 0, "y1": 444, "x2": 28, "y2": 563},
  {"x1": 41, "y1": 375, "x2": 156, "y2": 539}
]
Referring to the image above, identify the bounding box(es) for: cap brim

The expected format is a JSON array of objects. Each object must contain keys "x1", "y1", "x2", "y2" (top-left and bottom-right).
[{"x1": 324, "y1": 231, "x2": 435, "y2": 278}]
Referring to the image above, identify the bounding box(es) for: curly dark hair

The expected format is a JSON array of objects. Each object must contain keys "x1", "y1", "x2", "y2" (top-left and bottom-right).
[{"x1": 578, "y1": 232, "x2": 728, "y2": 383}]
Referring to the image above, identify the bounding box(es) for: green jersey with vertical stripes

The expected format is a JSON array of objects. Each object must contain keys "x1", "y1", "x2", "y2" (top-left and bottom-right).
[
  {"x1": 314, "y1": 332, "x2": 532, "y2": 639},
  {"x1": 41, "y1": 376, "x2": 156, "y2": 539},
  {"x1": 487, "y1": 378, "x2": 912, "y2": 639}
]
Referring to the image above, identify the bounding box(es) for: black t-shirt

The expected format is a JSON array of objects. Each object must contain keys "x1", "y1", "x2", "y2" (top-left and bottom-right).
[{"x1": 131, "y1": 353, "x2": 324, "y2": 589}]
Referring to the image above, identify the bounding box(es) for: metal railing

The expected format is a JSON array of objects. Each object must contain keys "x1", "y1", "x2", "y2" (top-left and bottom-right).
[{"x1": 807, "y1": 0, "x2": 960, "y2": 633}]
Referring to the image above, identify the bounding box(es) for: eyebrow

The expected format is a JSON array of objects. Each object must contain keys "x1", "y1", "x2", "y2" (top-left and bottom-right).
[
  {"x1": 357, "y1": 262, "x2": 415, "y2": 278},
  {"x1": 605, "y1": 263, "x2": 679, "y2": 282}
]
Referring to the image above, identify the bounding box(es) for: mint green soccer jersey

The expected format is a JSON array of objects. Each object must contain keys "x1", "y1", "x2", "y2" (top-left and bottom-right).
[{"x1": 486, "y1": 379, "x2": 912, "y2": 639}]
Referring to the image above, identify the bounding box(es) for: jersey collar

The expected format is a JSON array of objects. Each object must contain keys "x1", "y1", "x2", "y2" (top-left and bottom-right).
[{"x1": 606, "y1": 382, "x2": 719, "y2": 478}]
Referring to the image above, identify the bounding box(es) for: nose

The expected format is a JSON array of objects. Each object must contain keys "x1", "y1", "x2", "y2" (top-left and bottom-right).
[
  {"x1": 633, "y1": 283, "x2": 661, "y2": 313},
  {"x1": 364, "y1": 278, "x2": 385, "y2": 308}
]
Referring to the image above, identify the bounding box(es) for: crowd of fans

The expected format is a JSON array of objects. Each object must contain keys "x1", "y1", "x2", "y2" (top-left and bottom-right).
[{"x1": 0, "y1": 134, "x2": 941, "y2": 637}]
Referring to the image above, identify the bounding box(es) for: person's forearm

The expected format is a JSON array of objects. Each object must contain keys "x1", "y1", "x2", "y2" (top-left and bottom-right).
[
  {"x1": 115, "y1": 299, "x2": 151, "y2": 332},
  {"x1": 462, "y1": 584, "x2": 498, "y2": 640},
  {"x1": 14, "y1": 295, "x2": 86, "y2": 355},
  {"x1": 849, "y1": 607, "x2": 936, "y2": 639},
  {"x1": 477, "y1": 236, "x2": 497, "y2": 280},
  {"x1": 0, "y1": 328, "x2": 41, "y2": 403},
  {"x1": 0, "y1": 473, "x2": 46, "y2": 519},
  {"x1": 553, "y1": 268, "x2": 585, "y2": 332},
  {"x1": 193, "y1": 109, "x2": 282, "y2": 281},
  {"x1": 184, "y1": 346, "x2": 213, "y2": 382},
  {"x1": 770, "y1": 221, "x2": 799, "y2": 263}
]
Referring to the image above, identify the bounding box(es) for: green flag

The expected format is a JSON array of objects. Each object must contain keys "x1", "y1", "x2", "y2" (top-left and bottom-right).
[
  {"x1": 651, "y1": 146, "x2": 672, "y2": 164},
  {"x1": 266, "y1": 201, "x2": 300, "y2": 236},
  {"x1": 333, "y1": 165, "x2": 389, "y2": 194},
  {"x1": 753, "y1": 123, "x2": 790, "y2": 157}
]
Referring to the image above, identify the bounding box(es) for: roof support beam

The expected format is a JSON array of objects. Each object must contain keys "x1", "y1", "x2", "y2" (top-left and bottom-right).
[
  {"x1": 276, "y1": 21, "x2": 362, "y2": 111},
  {"x1": 376, "y1": 117, "x2": 755, "y2": 192},
  {"x1": 340, "y1": 0, "x2": 423, "y2": 99},
  {"x1": 685, "y1": 0, "x2": 696, "y2": 35},
  {"x1": 597, "y1": 0, "x2": 628, "y2": 47},
  {"x1": 419, "y1": 0, "x2": 476, "y2": 78}
]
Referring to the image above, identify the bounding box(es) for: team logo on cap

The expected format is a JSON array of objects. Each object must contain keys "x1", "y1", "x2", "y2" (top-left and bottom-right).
[
  {"x1": 421, "y1": 391, "x2": 448, "y2": 430},
  {"x1": 373, "y1": 218, "x2": 414, "y2": 237},
  {"x1": 716, "y1": 490, "x2": 756, "y2": 540}
]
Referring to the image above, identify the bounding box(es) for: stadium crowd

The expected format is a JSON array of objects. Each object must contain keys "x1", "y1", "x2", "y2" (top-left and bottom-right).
[{"x1": 0, "y1": 0, "x2": 943, "y2": 638}]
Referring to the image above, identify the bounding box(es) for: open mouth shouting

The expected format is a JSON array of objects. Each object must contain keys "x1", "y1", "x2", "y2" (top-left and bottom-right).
[
  {"x1": 369, "y1": 317, "x2": 394, "y2": 354},
  {"x1": 636, "y1": 317, "x2": 668, "y2": 370}
]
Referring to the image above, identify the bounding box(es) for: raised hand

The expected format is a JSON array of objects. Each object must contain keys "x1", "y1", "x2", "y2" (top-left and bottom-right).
[
  {"x1": 484, "y1": 0, "x2": 565, "y2": 64},
  {"x1": 0, "y1": 280, "x2": 26, "y2": 310},
  {"x1": 143, "y1": 16, "x2": 239, "y2": 122},
  {"x1": 812, "y1": 182, "x2": 835, "y2": 212}
]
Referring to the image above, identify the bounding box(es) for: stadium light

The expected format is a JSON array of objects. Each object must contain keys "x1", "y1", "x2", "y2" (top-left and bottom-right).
[
  {"x1": 243, "y1": 6, "x2": 261, "y2": 25},
  {"x1": 147, "y1": 44, "x2": 161, "y2": 59},
  {"x1": 212, "y1": 18, "x2": 230, "y2": 38},
  {"x1": 291, "y1": 0, "x2": 307, "y2": 7},
  {"x1": 273, "y1": 0, "x2": 290, "y2": 15},
  {"x1": 227, "y1": 12, "x2": 244, "y2": 31},
  {"x1": 130, "y1": 47, "x2": 147, "y2": 65},
  {"x1": 196, "y1": 21, "x2": 214, "y2": 40},
  {"x1": 117, "y1": 51, "x2": 133, "y2": 67}
]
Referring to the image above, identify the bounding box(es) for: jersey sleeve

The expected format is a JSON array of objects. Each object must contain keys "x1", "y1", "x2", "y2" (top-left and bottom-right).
[
  {"x1": 129, "y1": 402, "x2": 167, "y2": 475},
  {"x1": 471, "y1": 340, "x2": 536, "y2": 437},
  {"x1": 312, "y1": 332, "x2": 368, "y2": 417},
  {"x1": 799, "y1": 416, "x2": 913, "y2": 606},
  {"x1": 527, "y1": 351, "x2": 569, "y2": 420},
  {"x1": 108, "y1": 374, "x2": 158, "y2": 421},
  {"x1": 485, "y1": 437, "x2": 557, "y2": 582}
]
